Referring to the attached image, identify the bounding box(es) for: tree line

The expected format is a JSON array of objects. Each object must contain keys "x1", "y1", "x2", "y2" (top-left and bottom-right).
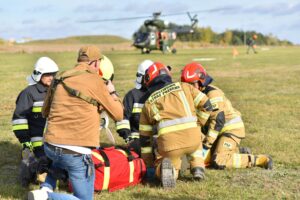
[{"x1": 170, "y1": 24, "x2": 293, "y2": 46}]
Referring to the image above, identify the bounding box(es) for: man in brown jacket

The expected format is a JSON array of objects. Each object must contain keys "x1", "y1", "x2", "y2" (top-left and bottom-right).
[
  {"x1": 139, "y1": 62, "x2": 213, "y2": 188},
  {"x1": 28, "y1": 45, "x2": 123, "y2": 200}
]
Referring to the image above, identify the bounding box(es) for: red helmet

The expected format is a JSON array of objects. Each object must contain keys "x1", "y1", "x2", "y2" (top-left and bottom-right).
[
  {"x1": 181, "y1": 62, "x2": 208, "y2": 86},
  {"x1": 144, "y1": 62, "x2": 171, "y2": 86}
]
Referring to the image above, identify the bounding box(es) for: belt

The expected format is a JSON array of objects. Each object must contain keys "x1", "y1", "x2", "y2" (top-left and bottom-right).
[{"x1": 45, "y1": 143, "x2": 82, "y2": 155}]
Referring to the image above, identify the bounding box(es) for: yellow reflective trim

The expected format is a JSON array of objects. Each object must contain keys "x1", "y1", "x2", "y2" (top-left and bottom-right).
[
  {"x1": 12, "y1": 124, "x2": 29, "y2": 131},
  {"x1": 32, "y1": 141, "x2": 43, "y2": 148},
  {"x1": 141, "y1": 147, "x2": 152, "y2": 154},
  {"x1": 102, "y1": 167, "x2": 110, "y2": 190},
  {"x1": 32, "y1": 107, "x2": 42, "y2": 113},
  {"x1": 132, "y1": 107, "x2": 142, "y2": 113},
  {"x1": 221, "y1": 122, "x2": 244, "y2": 133},
  {"x1": 194, "y1": 92, "x2": 205, "y2": 106},
  {"x1": 129, "y1": 161, "x2": 134, "y2": 183},
  {"x1": 210, "y1": 97, "x2": 224, "y2": 104},
  {"x1": 208, "y1": 129, "x2": 219, "y2": 139},
  {"x1": 116, "y1": 124, "x2": 130, "y2": 130},
  {"x1": 190, "y1": 150, "x2": 203, "y2": 158},
  {"x1": 179, "y1": 91, "x2": 192, "y2": 117},
  {"x1": 233, "y1": 153, "x2": 242, "y2": 168},
  {"x1": 139, "y1": 124, "x2": 153, "y2": 132},
  {"x1": 196, "y1": 110, "x2": 210, "y2": 120},
  {"x1": 92, "y1": 152, "x2": 104, "y2": 162},
  {"x1": 158, "y1": 122, "x2": 197, "y2": 136}
]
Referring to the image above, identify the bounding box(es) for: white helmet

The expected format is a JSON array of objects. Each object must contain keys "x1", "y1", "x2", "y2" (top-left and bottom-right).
[
  {"x1": 135, "y1": 59, "x2": 154, "y2": 89},
  {"x1": 27, "y1": 57, "x2": 58, "y2": 85},
  {"x1": 99, "y1": 55, "x2": 114, "y2": 81}
]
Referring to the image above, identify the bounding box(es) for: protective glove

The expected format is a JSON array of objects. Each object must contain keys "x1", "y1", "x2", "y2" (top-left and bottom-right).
[
  {"x1": 117, "y1": 129, "x2": 131, "y2": 143},
  {"x1": 33, "y1": 146, "x2": 45, "y2": 158},
  {"x1": 36, "y1": 156, "x2": 51, "y2": 174},
  {"x1": 127, "y1": 138, "x2": 141, "y2": 156}
]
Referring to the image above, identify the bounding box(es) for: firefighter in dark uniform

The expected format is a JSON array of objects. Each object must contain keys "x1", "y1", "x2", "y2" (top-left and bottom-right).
[
  {"x1": 181, "y1": 62, "x2": 273, "y2": 170},
  {"x1": 12, "y1": 57, "x2": 59, "y2": 186},
  {"x1": 116, "y1": 60, "x2": 154, "y2": 153}
]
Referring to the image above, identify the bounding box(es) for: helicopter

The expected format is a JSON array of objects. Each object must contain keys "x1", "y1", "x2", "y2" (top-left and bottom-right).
[
  {"x1": 80, "y1": 11, "x2": 198, "y2": 54},
  {"x1": 133, "y1": 12, "x2": 198, "y2": 54}
]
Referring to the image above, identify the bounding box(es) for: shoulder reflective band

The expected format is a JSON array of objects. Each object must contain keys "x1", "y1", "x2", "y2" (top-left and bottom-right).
[
  {"x1": 141, "y1": 147, "x2": 152, "y2": 154},
  {"x1": 179, "y1": 91, "x2": 192, "y2": 117},
  {"x1": 208, "y1": 129, "x2": 219, "y2": 139},
  {"x1": 12, "y1": 119, "x2": 29, "y2": 131},
  {"x1": 194, "y1": 92, "x2": 206, "y2": 106},
  {"x1": 221, "y1": 116, "x2": 244, "y2": 133},
  {"x1": 196, "y1": 110, "x2": 210, "y2": 121},
  {"x1": 116, "y1": 120, "x2": 130, "y2": 130},
  {"x1": 139, "y1": 124, "x2": 153, "y2": 132},
  {"x1": 158, "y1": 116, "x2": 197, "y2": 130},
  {"x1": 210, "y1": 97, "x2": 224, "y2": 104},
  {"x1": 132, "y1": 103, "x2": 144, "y2": 113},
  {"x1": 158, "y1": 121, "x2": 197, "y2": 136},
  {"x1": 32, "y1": 101, "x2": 44, "y2": 113},
  {"x1": 148, "y1": 82, "x2": 181, "y2": 104},
  {"x1": 233, "y1": 153, "x2": 242, "y2": 168}
]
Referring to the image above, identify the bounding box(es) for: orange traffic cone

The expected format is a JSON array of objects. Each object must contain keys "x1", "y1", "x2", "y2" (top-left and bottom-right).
[{"x1": 232, "y1": 47, "x2": 239, "y2": 58}]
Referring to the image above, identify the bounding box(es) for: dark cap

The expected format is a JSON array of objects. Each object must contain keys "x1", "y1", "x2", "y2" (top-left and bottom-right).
[{"x1": 77, "y1": 45, "x2": 103, "y2": 62}]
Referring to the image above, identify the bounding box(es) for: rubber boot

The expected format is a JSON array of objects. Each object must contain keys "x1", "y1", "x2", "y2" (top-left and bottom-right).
[
  {"x1": 161, "y1": 158, "x2": 176, "y2": 189},
  {"x1": 255, "y1": 155, "x2": 273, "y2": 170},
  {"x1": 191, "y1": 167, "x2": 205, "y2": 180}
]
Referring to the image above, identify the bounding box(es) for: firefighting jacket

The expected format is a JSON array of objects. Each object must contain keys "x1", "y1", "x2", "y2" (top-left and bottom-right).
[
  {"x1": 115, "y1": 88, "x2": 147, "y2": 139},
  {"x1": 12, "y1": 82, "x2": 47, "y2": 148},
  {"x1": 139, "y1": 82, "x2": 213, "y2": 166},
  {"x1": 202, "y1": 85, "x2": 245, "y2": 148}
]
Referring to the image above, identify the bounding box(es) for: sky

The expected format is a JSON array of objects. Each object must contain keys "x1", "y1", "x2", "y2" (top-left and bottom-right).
[{"x1": 0, "y1": 0, "x2": 299, "y2": 44}]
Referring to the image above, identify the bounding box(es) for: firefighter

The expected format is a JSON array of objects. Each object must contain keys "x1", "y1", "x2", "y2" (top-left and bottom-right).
[
  {"x1": 115, "y1": 60, "x2": 154, "y2": 153},
  {"x1": 181, "y1": 62, "x2": 273, "y2": 170},
  {"x1": 139, "y1": 62, "x2": 213, "y2": 188},
  {"x1": 247, "y1": 34, "x2": 258, "y2": 54},
  {"x1": 12, "y1": 57, "x2": 59, "y2": 187}
]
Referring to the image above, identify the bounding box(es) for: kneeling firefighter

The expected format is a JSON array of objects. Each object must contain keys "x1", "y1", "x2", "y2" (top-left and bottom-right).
[
  {"x1": 181, "y1": 62, "x2": 273, "y2": 170},
  {"x1": 115, "y1": 60, "x2": 154, "y2": 154},
  {"x1": 139, "y1": 62, "x2": 213, "y2": 188}
]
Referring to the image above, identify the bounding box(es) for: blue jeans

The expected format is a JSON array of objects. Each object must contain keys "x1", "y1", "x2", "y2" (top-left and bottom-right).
[{"x1": 41, "y1": 143, "x2": 95, "y2": 200}]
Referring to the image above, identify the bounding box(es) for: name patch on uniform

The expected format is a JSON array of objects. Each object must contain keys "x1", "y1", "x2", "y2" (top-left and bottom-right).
[
  {"x1": 148, "y1": 83, "x2": 181, "y2": 104},
  {"x1": 223, "y1": 142, "x2": 232, "y2": 149}
]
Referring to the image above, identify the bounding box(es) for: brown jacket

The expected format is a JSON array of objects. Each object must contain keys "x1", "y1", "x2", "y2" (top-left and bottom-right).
[
  {"x1": 44, "y1": 62, "x2": 123, "y2": 147},
  {"x1": 202, "y1": 85, "x2": 245, "y2": 147},
  {"x1": 139, "y1": 82, "x2": 212, "y2": 153}
]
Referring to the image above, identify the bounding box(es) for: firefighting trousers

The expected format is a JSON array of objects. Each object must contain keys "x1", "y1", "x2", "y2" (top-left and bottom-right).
[
  {"x1": 154, "y1": 144, "x2": 204, "y2": 179},
  {"x1": 211, "y1": 132, "x2": 252, "y2": 169}
]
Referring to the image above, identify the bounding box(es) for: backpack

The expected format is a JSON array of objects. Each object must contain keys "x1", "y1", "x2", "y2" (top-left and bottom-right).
[{"x1": 92, "y1": 146, "x2": 146, "y2": 192}]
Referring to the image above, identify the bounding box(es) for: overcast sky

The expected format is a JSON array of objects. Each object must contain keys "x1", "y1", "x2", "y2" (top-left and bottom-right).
[{"x1": 0, "y1": 0, "x2": 299, "y2": 44}]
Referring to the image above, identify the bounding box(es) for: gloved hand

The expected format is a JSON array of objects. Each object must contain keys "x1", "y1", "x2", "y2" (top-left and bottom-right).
[
  {"x1": 33, "y1": 146, "x2": 45, "y2": 158},
  {"x1": 117, "y1": 129, "x2": 131, "y2": 143},
  {"x1": 127, "y1": 138, "x2": 141, "y2": 156}
]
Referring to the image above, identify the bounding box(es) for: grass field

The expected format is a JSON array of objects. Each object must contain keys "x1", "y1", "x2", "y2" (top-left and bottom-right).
[{"x1": 0, "y1": 46, "x2": 299, "y2": 199}]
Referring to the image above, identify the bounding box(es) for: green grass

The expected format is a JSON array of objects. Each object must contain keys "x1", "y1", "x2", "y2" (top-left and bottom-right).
[
  {"x1": 25, "y1": 35, "x2": 129, "y2": 45},
  {"x1": 0, "y1": 46, "x2": 299, "y2": 199}
]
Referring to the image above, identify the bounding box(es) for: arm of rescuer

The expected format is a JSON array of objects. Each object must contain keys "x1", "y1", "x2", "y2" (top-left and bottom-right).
[
  {"x1": 139, "y1": 103, "x2": 155, "y2": 167},
  {"x1": 95, "y1": 79, "x2": 123, "y2": 122},
  {"x1": 12, "y1": 89, "x2": 33, "y2": 150},
  {"x1": 115, "y1": 91, "x2": 133, "y2": 142},
  {"x1": 188, "y1": 84, "x2": 213, "y2": 126},
  {"x1": 202, "y1": 90, "x2": 226, "y2": 149}
]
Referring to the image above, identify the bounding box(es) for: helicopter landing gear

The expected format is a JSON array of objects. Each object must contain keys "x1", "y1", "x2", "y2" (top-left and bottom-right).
[
  {"x1": 141, "y1": 48, "x2": 151, "y2": 54},
  {"x1": 171, "y1": 48, "x2": 177, "y2": 54}
]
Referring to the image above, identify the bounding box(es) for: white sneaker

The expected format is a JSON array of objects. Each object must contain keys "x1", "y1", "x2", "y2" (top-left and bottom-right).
[{"x1": 28, "y1": 189, "x2": 49, "y2": 200}]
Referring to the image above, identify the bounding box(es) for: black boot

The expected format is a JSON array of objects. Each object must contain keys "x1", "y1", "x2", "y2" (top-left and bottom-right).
[{"x1": 191, "y1": 167, "x2": 205, "y2": 180}]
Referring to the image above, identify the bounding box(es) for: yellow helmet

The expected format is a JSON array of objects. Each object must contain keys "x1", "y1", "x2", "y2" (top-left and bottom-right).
[{"x1": 99, "y1": 55, "x2": 114, "y2": 81}]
